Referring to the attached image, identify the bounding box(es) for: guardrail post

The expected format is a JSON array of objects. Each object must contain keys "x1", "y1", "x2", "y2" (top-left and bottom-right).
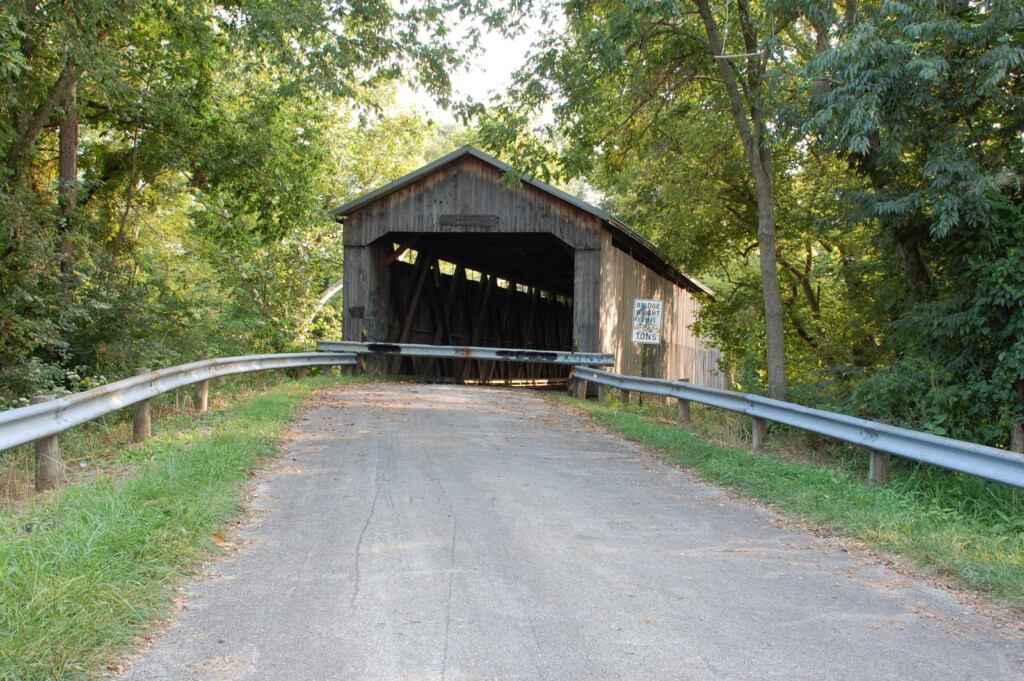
[
  {"x1": 677, "y1": 399, "x2": 691, "y2": 426},
  {"x1": 133, "y1": 368, "x2": 151, "y2": 443},
  {"x1": 323, "y1": 364, "x2": 334, "y2": 377},
  {"x1": 32, "y1": 395, "x2": 61, "y2": 491},
  {"x1": 676, "y1": 379, "x2": 691, "y2": 426},
  {"x1": 597, "y1": 384, "x2": 607, "y2": 405},
  {"x1": 868, "y1": 450, "x2": 891, "y2": 486},
  {"x1": 751, "y1": 417, "x2": 767, "y2": 452},
  {"x1": 194, "y1": 355, "x2": 210, "y2": 413},
  {"x1": 194, "y1": 379, "x2": 209, "y2": 413},
  {"x1": 620, "y1": 388, "x2": 632, "y2": 405},
  {"x1": 573, "y1": 377, "x2": 587, "y2": 399},
  {"x1": 292, "y1": 366, "x2": 309, "y2": 380}
]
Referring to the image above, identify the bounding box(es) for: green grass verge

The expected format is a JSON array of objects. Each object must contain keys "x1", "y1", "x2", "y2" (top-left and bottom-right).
[
  {"x1": 1, "y1": 371, "x2": 299, "y2": 498},
  {"x1": 0, "y1": 374, "x2": 352, "y2": 681},
  {"x1": 563, "y1": 395, "x2": 1024, "y2": 611}
]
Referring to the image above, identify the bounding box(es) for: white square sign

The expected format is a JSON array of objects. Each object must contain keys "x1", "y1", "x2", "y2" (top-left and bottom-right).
[{"x1": 631, "y1": 299, "x2": 663, "y2": 345}]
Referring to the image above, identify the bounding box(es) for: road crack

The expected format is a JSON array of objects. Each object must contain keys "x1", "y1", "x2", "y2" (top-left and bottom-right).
[
  {"x1": 350, "y1": 448, "x2": 385, "y2": 607},
  {"x1": 441, "y1": 515, "x2": 457, "y2": 681}
]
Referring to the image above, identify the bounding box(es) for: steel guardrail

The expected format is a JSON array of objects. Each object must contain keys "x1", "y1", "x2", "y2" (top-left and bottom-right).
[
  {"x1": 0, "y1": 352, "x2": 357, "y2": 453},
  {"x1": 572, "y1": 366, "x2": 1024, "y2": 489},
  {"x1": 318, "y1": 341, "x2": 614, "y2": 366}
]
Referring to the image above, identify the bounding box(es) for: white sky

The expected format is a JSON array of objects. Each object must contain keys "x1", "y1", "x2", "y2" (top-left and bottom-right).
[{"x1": 398, "y1": 16, "x2": 554, "y2": 122}]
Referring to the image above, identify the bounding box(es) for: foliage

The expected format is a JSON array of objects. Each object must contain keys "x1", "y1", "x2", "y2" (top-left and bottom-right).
[
  {"x1": 474, "y1": 0, "x2": 891, "y2": 401},
  {"x1": 474, "y1": 0, "x2": 1023, "y2": 445},
  {"x1": 800, "y1": 0, "x2": 1024, "y2": 444},
  {"x1": 0, "y1": 0, "x2": 480, "y2": 402},
  {"x1": 476, "y1": 0, "x2": 831, "y2": 400},
  {"x1": 588, "y1": 100, "x2": 888, "y2": 400}
]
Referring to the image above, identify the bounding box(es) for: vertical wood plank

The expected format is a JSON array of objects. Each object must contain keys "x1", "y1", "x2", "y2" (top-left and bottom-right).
[
  {"x1": 751, "y1": 417, "x2": 767, "y2": 453},
  {"x1": 133, "y1": 368, "x2": 152, "y2": 443},
  {"x1": 868, "y1": 451, "x2": 891, "y2": 486},
  {"x1": 573, "y1": 248, "x2": 601, "y2": 353},
  {"x1": 32, "y1": 395, "x2": 61, "y2": 491}
]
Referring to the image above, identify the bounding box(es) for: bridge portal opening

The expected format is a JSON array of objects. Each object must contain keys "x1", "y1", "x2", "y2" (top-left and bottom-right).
[{"x1": 381, "y1": 232, "x2": 574, "y2": 383}]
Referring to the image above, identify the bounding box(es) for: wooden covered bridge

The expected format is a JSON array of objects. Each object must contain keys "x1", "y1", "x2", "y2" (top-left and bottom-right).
[{"x1": 331, "y1": 146, "x2": 724, "y2": 388}]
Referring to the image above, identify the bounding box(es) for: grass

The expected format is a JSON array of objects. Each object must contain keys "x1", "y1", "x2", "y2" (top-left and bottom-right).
[
  {"x1": 1, "y1": 371, "x2": 301, "y2": 502},
  {"x1": 0, "y1": 372, "x2": 356, "y2": 681},
  {"x1": 561, "y1": 394, "x2": 1024, "y2": 612}
]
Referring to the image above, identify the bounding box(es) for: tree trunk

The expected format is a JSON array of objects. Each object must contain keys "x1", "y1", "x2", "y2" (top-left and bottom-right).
[
  {"x1": 751, "y1": 152, "x2": 788, "y2": 401},
  {"x1": 694, "y1": 0, "x2": 788, "y2": 401},
  {"x1": 57, "y1": 78, "x2": 77, "y2": 277},
  {"x1": 1012, "y1": 380, "x2": 1024, "y2": 454},
  {"x1": 6, "y1": 59, "x2": 79, "y2": 171}
]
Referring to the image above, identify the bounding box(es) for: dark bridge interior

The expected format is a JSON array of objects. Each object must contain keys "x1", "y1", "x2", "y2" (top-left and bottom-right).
[{"x1": 381, "y1": 233, "x2": 574, "y2": 383}]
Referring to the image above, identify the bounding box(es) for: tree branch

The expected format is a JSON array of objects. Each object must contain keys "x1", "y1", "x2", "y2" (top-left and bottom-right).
[{"x1": 5, "y1": 57, "x2": 80, "y2": 171}]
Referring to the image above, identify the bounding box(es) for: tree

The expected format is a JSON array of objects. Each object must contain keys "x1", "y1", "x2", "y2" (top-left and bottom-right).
[
  {"x1": 0, "y1": 0, "x2": 503, "y2": 399},
  {"x1": 801, "y1": 0, "x2": 1024, "y2": 444},
  {"x1": 563, "y1": 66, "x2": 884, "y2": 398},
  {"x1": 478, "y1": 0, "x2": 816, "y2": 400}
]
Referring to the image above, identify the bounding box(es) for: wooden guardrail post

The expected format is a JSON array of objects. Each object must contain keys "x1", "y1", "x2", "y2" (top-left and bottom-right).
[
  {"x1": 573, "y1": 377, "x2": 587, "y2": 399},
  {"x1": 751, "y1": 417, "x2": 767, "y2": 452},
  {"x1": 194, "y1": 378, "x2": 209, "y2": 413},
  {"x1": 32, "y1": 395, "x2": 61, "y2": 491},
  {"x1": 194, "y1": 356, "x2": 210, "y2": 413},
  {"x1": 597, "y1": 384, "x2": 607, "y2": 405},
  {"x1": 868, "y1": 419, "x2": 893, "y2": 486},
  {"x1": 323, "y1": 364, "x2": 334, "y2": 377},
  {"x1": 868, "y1": 450, "x2": 891, "y2": 486},
  {"x1": 620, "y1": 388, "x2": 632, "y2": 405},
  {"x1": 133, "y1": 368, "x2": 151, "y2": 442},
  {"x1": 676, "y1": 379, "x2": 691, "y2": 426}
]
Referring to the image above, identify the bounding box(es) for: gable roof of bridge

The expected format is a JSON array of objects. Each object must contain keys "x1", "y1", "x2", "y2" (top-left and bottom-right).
[{"x1": 330, "y1": 145, "x2": 712, "y2": 295}]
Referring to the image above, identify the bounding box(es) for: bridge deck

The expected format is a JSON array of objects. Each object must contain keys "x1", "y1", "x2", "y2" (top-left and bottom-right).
[{"x1": 124, "y1": 383, "x2": 1021, "y2": 680}]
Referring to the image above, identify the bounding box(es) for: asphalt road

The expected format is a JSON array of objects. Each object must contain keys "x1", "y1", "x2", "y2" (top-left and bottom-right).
[{"x1": 123, "y1": 383, "x2": 1023, "y2": 681}]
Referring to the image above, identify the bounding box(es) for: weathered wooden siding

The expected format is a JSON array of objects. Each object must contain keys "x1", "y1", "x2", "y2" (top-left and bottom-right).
[
  {"x1": 347, "y1": 157, "x2": 604, "y2": 250},
  {"x1": 340, "y1": 147, "x2": 723, "y2": 388},
  {"x1": 573, "y1": 248, "x2": 602, "y2": 352},
  {"x1": 345, "y1": 155, "x2": 603, "y2": 358},
  {"x1": 342, "y1": 231, "x2": 392, "y2": 342},
  {"x1": 599, "y1": 243, "x2": 725, "y2": 388}
]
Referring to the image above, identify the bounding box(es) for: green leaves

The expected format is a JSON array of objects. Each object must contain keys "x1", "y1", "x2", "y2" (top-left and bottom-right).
[
  {"x1": 796, "y1": 0, "x2": 1024, "y2": 445},
  {"x1": 0, "y1": 0, "x2": 488, "y2": 400}
]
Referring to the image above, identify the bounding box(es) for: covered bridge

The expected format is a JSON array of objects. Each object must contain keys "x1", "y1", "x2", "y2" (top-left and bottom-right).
[{"x1": 331, "y1": 146, "x2": 724, "y2": 388}]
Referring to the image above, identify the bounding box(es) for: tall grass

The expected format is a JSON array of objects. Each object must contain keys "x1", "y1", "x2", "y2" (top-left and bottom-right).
[
  {"x1": 0, "y1": 375, "x2": 348, "y2": 680},
  {"x1": 565, "y1": 395, "x2": 1024, "y2": 611}
]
